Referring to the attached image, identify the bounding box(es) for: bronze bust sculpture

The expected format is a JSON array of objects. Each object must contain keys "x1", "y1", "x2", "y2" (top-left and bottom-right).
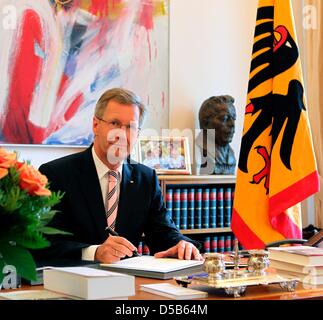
[{"x1": 195, "y1": 95, "x2": 236, "y2": 175}]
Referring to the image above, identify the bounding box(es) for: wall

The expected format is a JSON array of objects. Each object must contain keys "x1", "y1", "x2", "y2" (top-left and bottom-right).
[{"x1": 169, "y1": 0, "x2": 258, "y2": 160}]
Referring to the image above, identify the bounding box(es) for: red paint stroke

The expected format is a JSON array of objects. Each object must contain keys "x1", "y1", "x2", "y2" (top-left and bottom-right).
[
  {"x1": 64, "y1": 93, "x2": 84, "y2": 122},
  {"x1": 89, "y1": 0, "x2": 109, "y2": 17},
  {"x1": 57, "y1": 74, "x2": 69, "y2": 99},
  {"x1": 3, "y1": 9, "x2": 45, "y2": 144},
  {"x1": 89, "y1": 0, "x2": 123, "y2": 18},
  {"x1": 161, "y1": 91, "x2": 165, "y2": 109},
  {"x1": 139, "y1": 0, "x2": 154, "y2": 30}
]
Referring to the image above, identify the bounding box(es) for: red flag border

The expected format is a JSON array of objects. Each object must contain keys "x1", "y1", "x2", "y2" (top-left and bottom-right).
[
  {"x1": 269, "y1": 171, "x2": 319, "y2": 238},
  {"x1": 231, "y1": 208, "x2": 265, "y2": 249},
  {"x1": 269, "y1": 171, "x2": 319, "y2": 217}
]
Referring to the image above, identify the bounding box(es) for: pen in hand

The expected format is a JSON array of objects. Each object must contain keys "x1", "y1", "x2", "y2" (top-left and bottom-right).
[{"x1": 105, "y1": 226, "x2": 140, "y2": 257}]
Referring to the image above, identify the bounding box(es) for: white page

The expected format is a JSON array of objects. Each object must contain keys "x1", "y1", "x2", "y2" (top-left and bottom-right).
[
  {"x1": 0, "y1": 290, "x2": 78, "y2": 300},
  {"x1": 141, "y1": 283, "x2": 207, "y2": 297},
  {"x1": 101, "y1": 256, "x2": 203, "y2": 272},
  {"x1": 140, "y1": 283, "x2": 208, "y2": 300},
  {"x1": 51, "y1": 267, "x2": 125, "y2": 277}
]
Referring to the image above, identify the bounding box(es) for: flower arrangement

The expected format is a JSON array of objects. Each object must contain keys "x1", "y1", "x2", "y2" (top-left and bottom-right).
[{"x1": 0, "y1": 147, "x2": 66, "y2": 284}]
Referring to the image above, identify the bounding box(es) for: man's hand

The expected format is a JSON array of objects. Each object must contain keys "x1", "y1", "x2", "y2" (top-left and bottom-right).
[
  {"x1": 95, "y1": 235, "x2": 137, "y2": 263},
  {"x1": 154, "y1": 240, "x2": 203, "y2": 260}
]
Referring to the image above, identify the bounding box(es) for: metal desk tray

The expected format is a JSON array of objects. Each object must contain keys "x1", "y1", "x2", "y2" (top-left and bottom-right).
[{"x1": 175, "y1": 271, "x2": 299, "y2": 298}]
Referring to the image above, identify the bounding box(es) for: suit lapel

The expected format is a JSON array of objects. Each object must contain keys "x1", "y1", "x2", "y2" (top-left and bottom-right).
[
  {"x1": 116, "y1": 163, "x2": 134, "y2": 233},
  {"x1": 76, "y1": 147, "x2": 107, "y2": 242}
]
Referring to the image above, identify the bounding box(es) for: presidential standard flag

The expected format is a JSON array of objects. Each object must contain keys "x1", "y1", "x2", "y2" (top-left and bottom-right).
[{"x1": 231, "y1": 0, "x2": 319, "y2": 249}]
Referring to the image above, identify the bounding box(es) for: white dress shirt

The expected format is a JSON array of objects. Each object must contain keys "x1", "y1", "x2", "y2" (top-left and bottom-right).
[{"x1": 81, "y1": 147, "x2": 122, "y2": 261}]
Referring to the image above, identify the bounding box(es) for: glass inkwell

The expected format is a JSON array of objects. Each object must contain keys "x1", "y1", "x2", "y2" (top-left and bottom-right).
[{"x1": 175, "y1": 240, "x2": 298, "y2": 298}]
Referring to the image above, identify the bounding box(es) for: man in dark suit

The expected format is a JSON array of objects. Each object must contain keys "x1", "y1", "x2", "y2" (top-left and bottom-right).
[{"x1": 36, "y1": 88, "x2": 202, "y2": 263}]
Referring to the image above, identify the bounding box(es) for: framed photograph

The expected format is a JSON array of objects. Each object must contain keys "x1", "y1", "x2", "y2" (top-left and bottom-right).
[{"x1": 138, "y1": 137, "x2": 191, "y2": 175}]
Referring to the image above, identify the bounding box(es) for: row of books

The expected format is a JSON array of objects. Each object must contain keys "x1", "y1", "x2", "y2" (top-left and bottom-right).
[
  {"x1": 166, "y1": 186, "x2": 235, "y2": 230},
  {"x1": 137, "y1": 236, "x2": 240, "y2": 255},
  {"x1": 202, "y1": 235, "x2": 240, "y2": 253},
  {"x1": 137, "y1": 241, "x2": 151, "y2": 256},
  {"x1": 268, "y1": 246, "x2": 323, "y2": 285}
]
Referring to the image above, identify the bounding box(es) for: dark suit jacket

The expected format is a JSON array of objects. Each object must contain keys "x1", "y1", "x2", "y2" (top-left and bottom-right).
[{"x1": 33, "y1": 147, "x2": 200, "y2": 261}]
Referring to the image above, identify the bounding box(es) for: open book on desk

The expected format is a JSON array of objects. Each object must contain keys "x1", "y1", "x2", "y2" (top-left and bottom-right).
[{"x1": 100, "y1": 256, "x2": 204, "y2": 279}]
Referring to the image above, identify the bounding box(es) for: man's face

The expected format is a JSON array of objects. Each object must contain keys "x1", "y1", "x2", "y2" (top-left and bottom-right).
[
  {"x1": 210, "y1": 103, "x2": 236, "y2": 146},
  {"x1": 93, "y1": 100, "x2": 140, "y2": 168}
]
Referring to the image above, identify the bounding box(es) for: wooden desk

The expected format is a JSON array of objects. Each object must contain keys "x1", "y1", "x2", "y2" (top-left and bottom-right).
[
  {"x1": 132, "y1": 276, "x2": 323, "y2": 300},
  {"x1": 3, "y1": 274, "x2": 323, "y2": 300}
]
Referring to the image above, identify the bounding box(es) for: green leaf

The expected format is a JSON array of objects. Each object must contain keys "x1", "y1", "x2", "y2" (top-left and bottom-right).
[
  {"x1": 0, "y1": 243, "x2": 37, "y2": 281},
  {"x1": 38, "y1": 226, "x2": 72, "y2": 235},
  {"x1": 12, "y1": 233, "x2": 50, "y2": 249},
  {"x1": 39, "y1": 210, "x2": 59, "y2": 227},
  {"x1": 0, "y1": 258, "x2": 5, "y2": 284}
]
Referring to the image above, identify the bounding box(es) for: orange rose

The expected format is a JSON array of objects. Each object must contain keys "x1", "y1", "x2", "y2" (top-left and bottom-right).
[
  {"x1": 18, "y1": 163, "x2": 51, "y2": 196},
  {"x1": 0, "y1": 147, "x2": 17, "y2": 179}
]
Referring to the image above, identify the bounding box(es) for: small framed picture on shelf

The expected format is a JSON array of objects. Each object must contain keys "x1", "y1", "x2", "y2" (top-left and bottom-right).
[{"x1": 138, "y1": 136, "x2": 191, "y2": 175}]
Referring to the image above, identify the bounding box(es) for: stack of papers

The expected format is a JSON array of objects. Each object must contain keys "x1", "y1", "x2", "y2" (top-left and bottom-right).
[
  {"x1": 140, "y1": 283, "x2": 208, "y2": 300},
  {"x1": 101, "y1": 256, "x2": 204, "y2": 279},
  {"x1": 44, "y1": 267, "x2": 135, "y2": 299}
]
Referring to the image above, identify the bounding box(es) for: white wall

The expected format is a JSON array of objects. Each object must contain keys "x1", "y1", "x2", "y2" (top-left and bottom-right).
[{"x1": 169, "y1": 0, "x2": 258, "y2": 161}]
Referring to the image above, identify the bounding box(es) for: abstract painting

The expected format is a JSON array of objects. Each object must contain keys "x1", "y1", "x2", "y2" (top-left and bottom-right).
[{"x1": 0, "y1": 0, "x2": 169, "y2": 145}]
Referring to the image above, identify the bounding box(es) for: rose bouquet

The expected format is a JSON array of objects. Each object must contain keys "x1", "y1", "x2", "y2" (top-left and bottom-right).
[{"x1": 0, "y1": 147, "x2": 66, "y2": 283}]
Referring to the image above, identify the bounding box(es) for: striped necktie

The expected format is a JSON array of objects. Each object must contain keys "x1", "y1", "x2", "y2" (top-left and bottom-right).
[{"x1": 105, "y1": 170, "x2": 121, "y2": 230}]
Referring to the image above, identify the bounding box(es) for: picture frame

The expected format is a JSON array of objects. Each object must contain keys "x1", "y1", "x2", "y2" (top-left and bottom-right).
[{"x1": 138, "y1": 136, "x2": 191, "y2": 175}]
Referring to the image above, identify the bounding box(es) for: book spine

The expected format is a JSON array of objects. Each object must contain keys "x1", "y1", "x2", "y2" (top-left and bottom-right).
[
  {"x1": 211, "y1": 236, "x2": 218, "y2": 253},
  {"x1": 217, "y1": 188, "x2": 224, "y2": 228},
  {"x1": 209, "y1": 188, "x2": 217, "y2": 228},
  {"x1": 202, "y1": 188, "x2": 210, "y2": 229},
  {"x1": 218, "y1": 236, "x2": 225, "y2": 253},
  {"x1": 173, "y1": 189, "x2": 181, "y2": 229},
  {"x1": 194, "y1": 188, "x2": 202, "y2": 229},
  {"x1": 225, "y1": 235, "x2": 232, "y2": 252},
  {"x1": 204, "y1": 236, "x2": 210, "y2": 253},
  {"x1": 143, "y1": 243, "x2": 150, "y2": 256},
  {"x1": 166, "y1": 188, "x2": 173, "y2": 220},
  {"x1": 137, "y1": 241, "x2": 143, "y2": 255},
  {"x1": 180, "y1": 189, "x2": 188, "y2": 230},
  {"x1": 187, "y1": 188, "x2": 195, "y2": 229},
  {"x1": 224, "y1": 187, "x2": 232, "y2": 227}
]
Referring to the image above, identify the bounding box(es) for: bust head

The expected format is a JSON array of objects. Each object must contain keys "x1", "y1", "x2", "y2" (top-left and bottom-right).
[
  {"x1": 199, "y1": 95, "x2": 236, "y2": 146},
  {"x1": 196, "y1": 95, "x2": 237, "y2": 175}
]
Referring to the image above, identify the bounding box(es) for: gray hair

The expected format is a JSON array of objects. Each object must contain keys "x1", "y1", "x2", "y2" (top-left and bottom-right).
[{"x1": 94, "y1": 88, "x2": 147, "y2": 129}]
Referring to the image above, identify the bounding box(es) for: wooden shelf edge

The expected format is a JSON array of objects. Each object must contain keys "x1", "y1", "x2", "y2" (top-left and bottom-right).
[
  {"x1": 158, "y1": 175, "x2": 236, "y2": 184},
  {"x1": 180, "y1": 227, "x2": 232, "y2": 235}
]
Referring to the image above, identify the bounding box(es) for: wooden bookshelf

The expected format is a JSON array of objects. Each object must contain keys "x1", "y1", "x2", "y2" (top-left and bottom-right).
[
  {"x1": 157, "y1": 175, "x2": 236, "y2": 238},
  {"x1": 136, "y1": 175, "x2": 237, "y2": 254},
  {"x1": 180, "y1": 227, "x2": 232, "y2": 235}
]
